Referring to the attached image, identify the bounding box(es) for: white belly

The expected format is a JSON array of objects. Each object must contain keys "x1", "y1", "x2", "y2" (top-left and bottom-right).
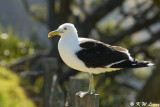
[{"x1": 58, "y1": 38, "x2": 86, "y2": 71}]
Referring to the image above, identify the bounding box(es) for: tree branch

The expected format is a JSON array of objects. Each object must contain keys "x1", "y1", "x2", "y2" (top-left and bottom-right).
[
  {"x1": 130, "y1": 30, "x2": 160, "y2": 54},
  {"x1": 47, "y1": 0, "x2": 58, "y2": 29},
  {"x1": 47, "y1": 0, "x2": 60, "y2": 30},
  {"x1": 78, "y1": 0, "x2": 88, "y2": 15},
  {"x1": 9, "y1": 52, "x2": 47, "y2": 72},
  {"x1": 137, "y1": 57, "x2": 160, "y2": 102},
  {"x1": 22, "y1": 0, "x2": 48, "y2": 25},
  {"x1": 79, "y1": 0, "x2": 124, "y2": 36},
  {"x1": 105, "y1": 13, "x2": 160, "y2": 44},
  {"x1": 59, "y1": 0, "x2": 72, "y2": 23}
]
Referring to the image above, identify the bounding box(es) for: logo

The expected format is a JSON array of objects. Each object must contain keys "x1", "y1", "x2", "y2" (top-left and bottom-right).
[{"x1": 130, "y1": 102, "x2": 134, "y2": 106}]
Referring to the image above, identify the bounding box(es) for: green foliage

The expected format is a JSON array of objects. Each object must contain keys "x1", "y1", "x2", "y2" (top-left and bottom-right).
[
  {"x1": 118, "y1": 36, "x2": 135, "y2": 48},
  {"x1": 32, "y1": 76, "x2": 44, "y2": 94},
  {"x1": 97, "y1": 20, "x2": 123, "y2": 37},
  {"x1": 0, "y1": 67, "x2": 35, "y2": 107},
  {"x1": 91, "y1": 0, "x2": 105, "y2": 7},
  {"x1": 95, "y1": 76, "x2": 129, "y2": 107},
  {"x1": 0, "y1": 30, "x2": 34, "y2": 65},
  {"x1": 153, "y1": 0, "x2": 160, "y2": 10},
  {"x1": 30, "y1": 4, "x2": 47, "y2": 21}
]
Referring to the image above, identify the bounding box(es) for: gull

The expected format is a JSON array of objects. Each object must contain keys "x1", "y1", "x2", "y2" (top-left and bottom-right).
[{"x1": 48, "y1": 23, "x2": 154, "y2": 97}]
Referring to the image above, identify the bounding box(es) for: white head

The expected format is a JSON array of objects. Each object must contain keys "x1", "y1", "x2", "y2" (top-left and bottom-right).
[{"x1": 48, "y1": 23, "x2": 78, "y2": 38}]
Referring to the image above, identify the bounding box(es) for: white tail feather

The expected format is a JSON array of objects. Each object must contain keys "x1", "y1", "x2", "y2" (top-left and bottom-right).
[{"x1": 147, "y1": 62, "x2": 155, "y2": 66}]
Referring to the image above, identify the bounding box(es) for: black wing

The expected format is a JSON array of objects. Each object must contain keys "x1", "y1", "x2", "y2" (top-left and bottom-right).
[{"x1": 76, "y1": 39, "x2": 131, "y2": 68}]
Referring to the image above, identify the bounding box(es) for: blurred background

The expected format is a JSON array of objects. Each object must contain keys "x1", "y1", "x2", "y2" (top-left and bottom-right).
[{"x1": 0, "y1": 0, "x2": 160, "y2": 107}]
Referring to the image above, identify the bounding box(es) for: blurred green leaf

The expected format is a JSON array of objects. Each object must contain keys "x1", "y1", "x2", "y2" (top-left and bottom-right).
[
  {"x1": 0, "y1": 67, "x2": 35, "y2": 107},
  {"x1": 0, "y1": 30, "x2": 35, "y2": 65}
]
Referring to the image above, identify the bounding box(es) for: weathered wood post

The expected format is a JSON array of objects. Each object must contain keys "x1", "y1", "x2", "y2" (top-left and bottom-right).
[
  {"x1": 42, "y1": 58, "x2": 57, "y2": 107},
  {"x1": 75, "y1": 93, "x2": 99, "y2": 107},
  {"x1": 69, "y1": 76, "x2": 99, "y2": 107},
  {"x1": 68, "y1": 77, "x2": 83, "y2": 107},
  {"x1": 42, "y1": 58, "x2": 64, "y2": 107}
]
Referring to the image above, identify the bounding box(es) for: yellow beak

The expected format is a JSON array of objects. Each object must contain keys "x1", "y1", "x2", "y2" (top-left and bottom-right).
[{"x1": 48, "y1": 30, "x2": 62, "y2": 37}]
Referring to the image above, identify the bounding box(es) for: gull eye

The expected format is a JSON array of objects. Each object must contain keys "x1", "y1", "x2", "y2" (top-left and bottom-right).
[{"x1": 64, "y1": 27, "x2": 67, "y2": 30}]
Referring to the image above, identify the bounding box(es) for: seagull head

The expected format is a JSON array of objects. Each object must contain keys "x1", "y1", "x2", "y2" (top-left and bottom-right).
[{"x1": 48, "y1": 23, "x2": 77, "y2": 38}]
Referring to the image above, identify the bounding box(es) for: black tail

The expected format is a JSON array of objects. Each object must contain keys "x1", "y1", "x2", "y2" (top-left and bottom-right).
[{"x1": 111, "y1": 59, "x2": 154, "y2": 68}]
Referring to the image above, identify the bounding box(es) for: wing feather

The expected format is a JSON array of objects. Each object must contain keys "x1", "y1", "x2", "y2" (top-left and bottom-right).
[{"x1": 76, "y1": 38, "x2": 131, "y2": 68}]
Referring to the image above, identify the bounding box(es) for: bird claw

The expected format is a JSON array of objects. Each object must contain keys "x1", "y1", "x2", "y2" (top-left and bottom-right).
[{"x1": 76, "y1": 91, "x2": 95, "y2": 98}]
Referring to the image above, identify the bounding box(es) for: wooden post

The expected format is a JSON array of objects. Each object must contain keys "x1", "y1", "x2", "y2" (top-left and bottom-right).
[
  {"x1": 42, "y1": 58, "x2": 57, "y2": 107},
  {"x1": 68, "y1": 77, "x2": 83, "y2": 107},
  {"x1": 42, "y1": 58, "x2": 64, "y2": 107},
  {"x1": 75, "y1": 92, "x2": 99, "y2": 107},
  {"x1": 68, "y1": 76, "x2": 99, "y2": 107}
]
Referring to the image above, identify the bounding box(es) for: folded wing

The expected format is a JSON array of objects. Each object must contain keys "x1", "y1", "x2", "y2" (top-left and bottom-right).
[{"x1": 76, "y1": 38, "x2": 131, "y2": 68}]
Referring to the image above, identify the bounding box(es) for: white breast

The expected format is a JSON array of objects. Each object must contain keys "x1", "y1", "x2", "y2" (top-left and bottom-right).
[{"x1": 58, "y1": 37, "x2": 87, "y2": 72}]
